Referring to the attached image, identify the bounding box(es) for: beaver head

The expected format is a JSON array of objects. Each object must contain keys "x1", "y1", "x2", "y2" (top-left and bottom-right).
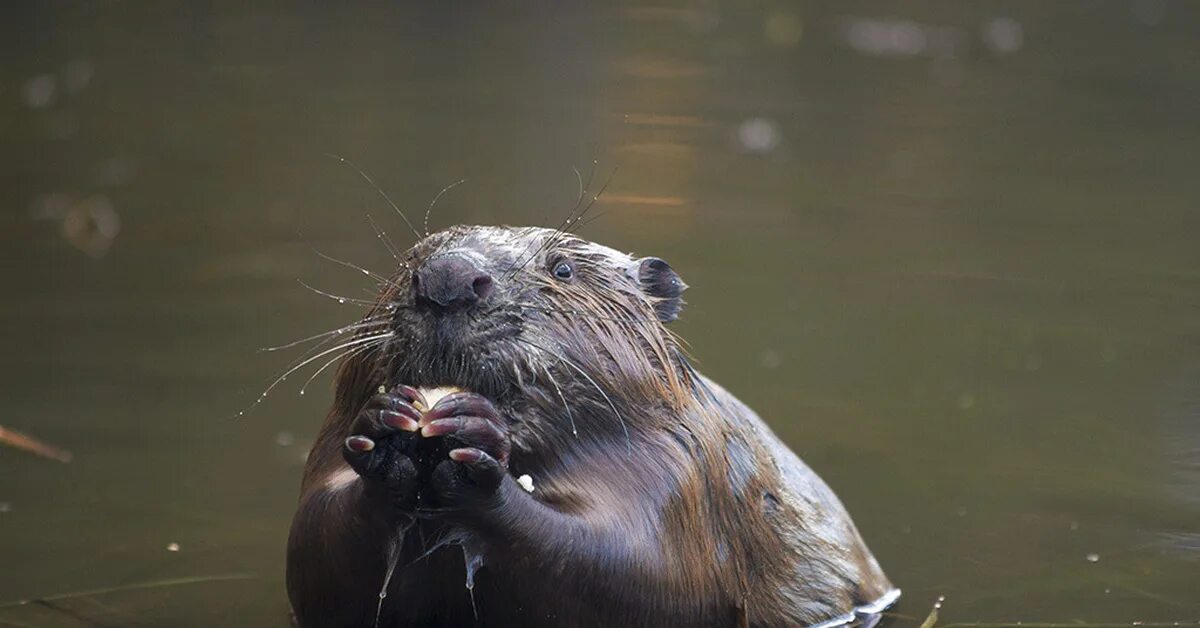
[{"x1": 332, "y1": 225, "x2": 696, "y2": 446}]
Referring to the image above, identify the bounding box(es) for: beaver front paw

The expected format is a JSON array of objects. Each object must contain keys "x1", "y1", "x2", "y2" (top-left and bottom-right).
[
  {"x1": 342, "y1": 385, "x2": 426, "y2": 516},
  {"x1": 418, "y1": 391, "x2": 511, "y2": 512}
]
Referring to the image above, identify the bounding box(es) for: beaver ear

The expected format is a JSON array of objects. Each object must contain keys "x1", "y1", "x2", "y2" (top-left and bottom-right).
[{"x1": 631, "y1": 257, "x2": 688, "y2": 323}]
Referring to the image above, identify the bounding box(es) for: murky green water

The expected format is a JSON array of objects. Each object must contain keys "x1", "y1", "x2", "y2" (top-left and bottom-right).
[{"x1": 3, "y1": 2, "x2": 1198, "y2": 626}]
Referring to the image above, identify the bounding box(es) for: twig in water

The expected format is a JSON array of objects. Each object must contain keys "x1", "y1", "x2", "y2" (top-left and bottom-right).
[
  {"x1": 919, "y1": 596, "x2": 945, "y2": 628},
  {"x1": 0, "y1": 425, "x2": 72, "y2": 463},
  {"x1": 0, "y1": 574, "x2": 256, "y2": 611}
]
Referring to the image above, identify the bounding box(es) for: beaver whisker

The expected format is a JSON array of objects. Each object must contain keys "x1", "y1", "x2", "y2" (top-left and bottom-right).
[
  {"x1": 296, "y1": 279, "x2": 380, "y2": 307},
  {"x1": 506, "y1": 164, "x2": 617, "y2": 283},
  {"x1": 364, "y1": 212, "x2": 403, "y2": 264},
  {"x1": 239, "y1": 331, "x2": 394, "y2": 418},
  {"x1": 538, "y1": 164, "x2": 584, "y2": 229},
  {"x1": 516, "y1": 337, "x2": 631, "y2": 455},
  {"x1": 312, "y1": 249, "x2": 397, "y2": 288},
  {"x1": 269, "y1": 331, "x2": 393, "y2": 390},
  {"x1": 299, "y1": 341, "x2": 385, "y2": 396},
  {"x1": 573, "y1": 208, "x2": 608, "y2": 232},
  {"x1": 325, "y1": 153, "x2": 422, "y2": 240},
  {"x1": 423, "y1": 178, "x2": 468, "y2": 238},
  {"x1": 504, "y1": 166, "x2": 586, "y2": 276},
  {"x1": 559, "y1": 164, "x2": 616, "y2": 239},
  {"x1": 503, "y1": 163, "x2": 595, "y2": 280},
  {"x1": 265, "y1": 316, "x2": 390, "y2": 388},
  {"x1": 535, "y1": 163, "x2": 614, "y2": 262},
  {"x1": 541, "y1": 363, "x2": 578, "y2": 437},
  {"x1": 411, "y1": 182, "x2": 471, "y2": 265},
  {"x1": 260, "y1": 315, "x2": 391, "y2": 352}
]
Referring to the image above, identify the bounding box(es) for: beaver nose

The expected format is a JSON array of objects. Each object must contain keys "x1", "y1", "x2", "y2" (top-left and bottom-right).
[{"x1": 414, "y1": 255, "x2": 494, "y2": 310}]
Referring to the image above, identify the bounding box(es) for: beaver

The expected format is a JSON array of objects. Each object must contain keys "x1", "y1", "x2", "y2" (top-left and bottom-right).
[{"x1": 286, "y1": 225, "x2": 898, "y2": 627}]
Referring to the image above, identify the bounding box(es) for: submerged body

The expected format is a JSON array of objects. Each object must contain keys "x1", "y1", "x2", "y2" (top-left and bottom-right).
[{"x1": 287, "y1": 225, "x2": 897, "y2": 627}]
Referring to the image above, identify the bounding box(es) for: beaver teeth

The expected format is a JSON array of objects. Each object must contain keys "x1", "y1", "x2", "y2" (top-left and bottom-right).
[{"x1": 412, "y1": 386, "x2": 466, "y2": 412}]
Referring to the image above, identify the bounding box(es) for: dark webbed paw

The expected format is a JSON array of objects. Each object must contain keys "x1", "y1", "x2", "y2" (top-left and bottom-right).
[
  {"x1": 343, "y1": 385, "x2": 426, "y2": 515},
  {"x1": 419, "y1": 392, "x2": 512, "y2": 511}
]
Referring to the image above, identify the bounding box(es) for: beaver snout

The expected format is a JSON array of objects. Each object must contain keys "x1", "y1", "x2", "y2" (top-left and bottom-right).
[{"x1": 414, "y1": 253, "x2": 494, "y2": 310}]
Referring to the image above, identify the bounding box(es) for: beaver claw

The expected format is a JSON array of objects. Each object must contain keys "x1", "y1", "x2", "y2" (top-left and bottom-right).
[
  {"x1": 344, "y1": 387, "x2": 510, "y2": 516},
  {"x1": 342, "y1": 385, "x2": 425, "y2": 514}
]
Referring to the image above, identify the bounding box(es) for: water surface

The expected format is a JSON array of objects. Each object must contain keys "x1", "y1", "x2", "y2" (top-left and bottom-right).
[{"x1": 2, "y1": 2, "x2": 1199, "y2": 626}]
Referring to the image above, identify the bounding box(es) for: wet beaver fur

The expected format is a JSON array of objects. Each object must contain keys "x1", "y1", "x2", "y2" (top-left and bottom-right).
[{"x1": 286, "y1": 225, "x2": 898, "y2": 627}]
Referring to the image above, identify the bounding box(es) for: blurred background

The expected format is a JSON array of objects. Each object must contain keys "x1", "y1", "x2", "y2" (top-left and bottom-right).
[{"x1": 2, "y1": 1, "x2": 1199, "y2": 626}]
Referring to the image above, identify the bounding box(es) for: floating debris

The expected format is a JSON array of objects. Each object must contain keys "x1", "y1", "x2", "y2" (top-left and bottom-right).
[
  {"x1": 0, "y1": 424, "x2": 73, "y2": 463},
  {"x1": 981, "y1": 17, "x2": 1024, "y2": 54},
  {"x1": 33, "y1": 194, "x2": 122, "y2": 258},
  {"x1": 275, "y1": 431, "x2": 296, "y2": 447},
  {"x1": 22, "y1": 74, "x2": 58, "y2": 109},
  {"x1": 737, "y1": 117, "x2": 781, "y2": 153},
  {"x1": 0, "y1": 574, "x2": 256, "y2": 611},
  {"x1": 764, "y1": 10, "x2": 803, "y2": 47},
  {"x1": 517, "y1": 474, "x2": 535, "y2": 493},
  {"x1": 1086, "y1": 553, "x2": 1101, "y2": 563},
  {"x1": 842, "y1": 18, "x2": 932, "y2": 56},
  {"x1": 0, "y1": 502, "x2": 11, "y2": 513},
  {"x1": 837, "y1": 17, "x2": 966, "y2": 59},
  {"x1": 759, "y1": 349, "x2": 783, "y2": 370},
  {"x1": 62, "y1": 59, "x2": 95, "y2": 94},
  {"x1": 91, "y1": 155, "x2": 138, "y2": 187},
  {"x1": 166, "y1": 543, "x2": 181, "y2": 552}
]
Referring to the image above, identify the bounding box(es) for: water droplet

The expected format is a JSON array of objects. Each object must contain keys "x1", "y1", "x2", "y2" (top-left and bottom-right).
[
  {"x1": 166, "y1": 542, "x2": 181, "y2": 552},
  {"x1": 338, "y1": 298, "x2": 347, "y2": 304},
  {"x1": 1086, "y1": 553, "x2": 1100, "y2": 563}
]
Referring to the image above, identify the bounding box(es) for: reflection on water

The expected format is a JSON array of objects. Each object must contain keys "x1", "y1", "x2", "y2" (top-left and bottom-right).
[{"x1": 2, "y1": 2, "x2": 1199, "y2": 626}]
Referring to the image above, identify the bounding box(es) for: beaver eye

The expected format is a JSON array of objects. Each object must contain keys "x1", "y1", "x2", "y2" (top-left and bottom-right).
[{"x1": 551, "y1": 260, "x2": 575, "y2": 281}]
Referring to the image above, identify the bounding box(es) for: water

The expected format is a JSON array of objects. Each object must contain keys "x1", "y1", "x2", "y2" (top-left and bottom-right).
[{"x1": 2, "y1": 2, "x2": 1198, "y2": 626}]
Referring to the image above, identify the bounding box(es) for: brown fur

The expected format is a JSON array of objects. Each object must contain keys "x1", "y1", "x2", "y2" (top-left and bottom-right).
[{"x1": 287, "y1": 226, "x2": 895, "y2": 627}]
